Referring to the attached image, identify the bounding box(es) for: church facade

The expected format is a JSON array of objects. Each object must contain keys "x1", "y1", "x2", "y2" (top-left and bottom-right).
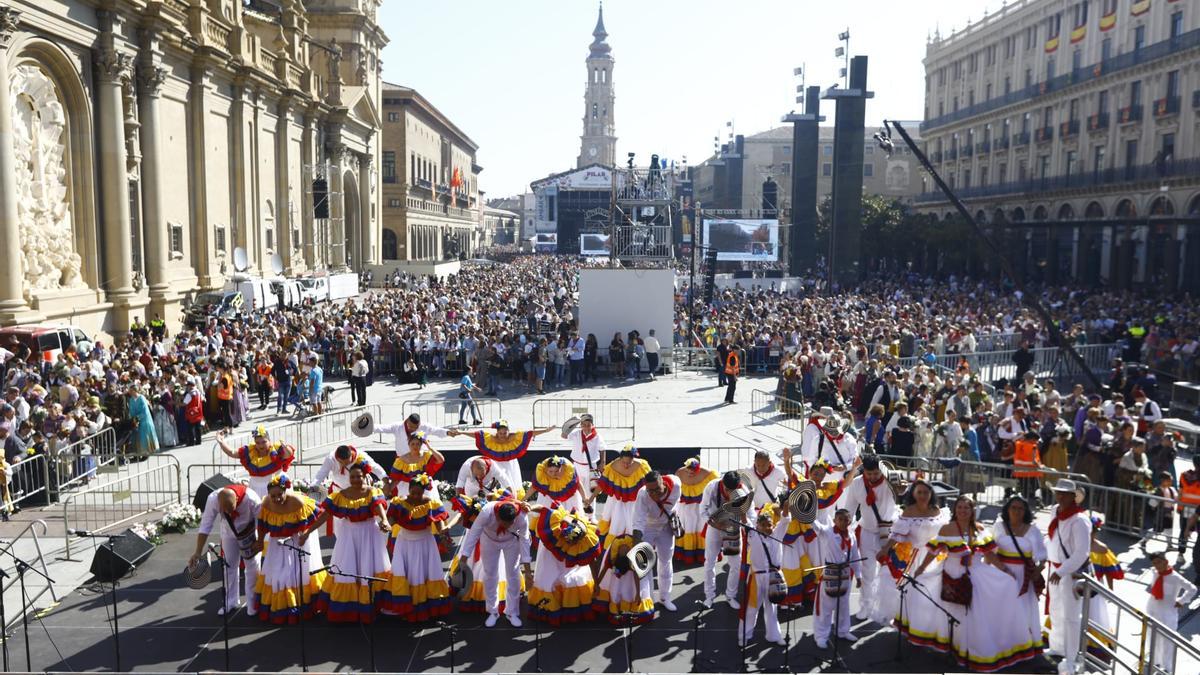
[{"x1": 0, "y1": 0, "x2": 386, "y2": 335}]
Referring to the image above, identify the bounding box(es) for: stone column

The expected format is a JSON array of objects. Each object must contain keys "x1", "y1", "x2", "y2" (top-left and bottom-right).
[
  {"x1": 137, "y1": 63, "x2": 170, "y2": 316},
  {"x1": 0, "y1": 7, "x2": 38, "y2": 324},
  {"x1": 188, "y1": 61, "x2": 214, "y2": 287},
  {"x1": 300, "y1": 112, "x2": 316, "y2": 268},
  {"x1": 328, "y1": 142, "x2": 348, "y2": 269},
  {"x1": 95, "y1": 45, "x2": 136, "y2": 301},
  {"x1": 358, "y1": 152, "x2": 372, "y2": 267},
  {"x1": 275, "y1": 99, "x2": 292, "y2": 271}
]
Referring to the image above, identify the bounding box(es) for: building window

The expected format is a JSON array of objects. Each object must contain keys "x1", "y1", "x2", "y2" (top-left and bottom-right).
[
  {"x1": 1098, "y1": 90, "x2": 1109, "y2": 115},
  {"x1": 592, "y1": 103, "x2": 598, "y2": 119},
  {"x1": 1065, "y1": 150, "x2": 1077, "y2": 178},
  {"x1": 1071, "y1": 49, "x2": 1082, "y2": 72},
  {"x1": 968, "y1": 90, "x2": 975, "y2": 106},
  {"x1": 382, "y1": 151, "x2": 396, "y2": 183},
  {"x1": 986, "y1": 83, "x2": 993, "y2": 100},
  {"x1": 1130, "y1": 80, "x2": 1142, "y2": 107},
  {"x1": 1093, "y1": 145, "x2": 1106, "y2": 175},
  {"x1": 980, "y1": 165, "x2": 989, "y2": 186},
  {"x1": 169, "y1": 222, "x2": 183, "y2": 256},
  {"x1": 215, "y1": 225, "x2": 227, "y2": 253},
  {"x1": 822, "y1": 144, "x2": 833, "y2": 156},
  {"x1": 1161, "y1": 132, "x2": 1175, "y2": 161},
  {"x1": 1046, "y1": 56, "x2": 1055, "y2": 80},
  {"x1": 822, "y1": 163, "x2": 832, "y2": 177},
  {"x1": 1101, "y1": 38, "x2": 1112, "y2": 62},
  {"x1": 864, "y1": 164, "x2": 874, "y2": 177},
  {"x1": 388, "y1": 198, "x2": 401, "y2": 208},
  {"x1": 1124, "y1": 139, "x2": 1138, "y2": 174},
  {"x1": 1069, "y1": 98, "x2": 1079, "y2": 121},
  {"x1": 382, "y1": 229, "x2": 398, "y2": 260},
  {"x1": 387, "y1": 112, "x2": 400, "y2": 122},
  {"x1": 865, "y1": 144, "x2": 874, "y2": 155},
  {"x1": 962, "y1": 168, "x2": 970, "y2": 188},
  {"x1": 266, "y1": 227, "x2": 274, "y2": 251},
  {"x1": 1171, "y1": 12, "x2": 1184, "y2": 39},
  {"x1": 1018, "y1": 159, "x2": 1028, "y2": 182},
  {"x1": 782, "y1": 146, "x2": 791, "y2": 154},
  {"x1": 1038, "y1": 154, "x2": 1051, "y2": 180},
  {"x1": 1024, "y1": 68, "x2": 1033, "y2": 89},
  {"x1": 1166, "y1": 70, "x2": 1180, "y2": 100},
  {"x1": 998, "y1": 163, "x2": 1007, "y2": 183},
  {"x1": 1004, "y1": 76, "x2": 1011, "y2": 94},
  {"x1": 1134, "y1": 25, "x2": 1145, "y2": 52}
]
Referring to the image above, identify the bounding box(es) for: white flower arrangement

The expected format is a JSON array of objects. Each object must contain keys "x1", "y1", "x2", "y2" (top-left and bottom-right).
[
  {"x1": 130, "y1": 520, "x2": 165, "y2": 546},
  {"x1": 159, "y1": 502, "x2": 201, "y2": 534}
]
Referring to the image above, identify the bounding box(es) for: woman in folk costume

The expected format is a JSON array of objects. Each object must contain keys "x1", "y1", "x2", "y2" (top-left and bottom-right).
[
  {"x1": 253, "y1": 473, "x2": 327, "y2": 623},
  {"x1": 775, "y1": 448, "x2": 818, "y2": 605},
  {"x1": 917, "y1": 495, "x2": 1040, "y2": 672},
  {"x1": 530, "y1": 455, "x2": 584, "y2": 513},
  {"x1": 448, "y1": 420, "x2": 556, "y2": 492},
  {"x1": 387, "y1": 431, "x2": 445, "y2": 498},
  {"x1": 528, "y1": 504, "x2": 602, "y2": 625},
  {"x1": 675, "y1": 457, "x2": 719, "y2": 565},
  {"x1": 215, "y1": 426, "x2": 296, "y2": 499},
  {"x1": 596, "y1": 443, "x2": 653, "y2": 551},
  {"x1": 592, "y1": 534, "x2": 656, "y2": 624},
  {"x1": 991, "y1": 495, "x2": 1048, "y2": 658},
  {"x1": 870, "y1": 479, "x2": 948, "y2": 629},
  {"x1": 448, "y1": 492, "x2": 523, "y2": 614},
  {"x1": 379, "y1": 473, "x2": 456, "y2": 620},
  {"x1": 299, "y1": 462, "x2": 390, "y2": 623},
  {"x1": 788, "y1": 457, "x2": 859, "y2": 527}
]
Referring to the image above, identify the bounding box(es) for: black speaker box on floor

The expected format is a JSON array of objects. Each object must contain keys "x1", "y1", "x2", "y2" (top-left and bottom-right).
[
  {"x1": 90, "y1": 529, "x2": 156, "y2": 581},
  {"x1": 193, "y1": 473, "x2": 234, "y2": 511}
]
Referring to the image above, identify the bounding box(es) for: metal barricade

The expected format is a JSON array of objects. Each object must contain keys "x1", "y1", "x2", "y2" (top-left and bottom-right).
[
  {"x1": 671, "y1": 346, "x2": 719, "y2": 373},
  {"x1": 61, "y1": 455, "x2": 182, "y2": 559},
  {"x1": 531, "y1": 398, "x2": 635, "y2": 440},
  {"x1": 0, "y1": 520, "x2": 58, "y2": 614},
  {"x1": 699, "y1": 446, "x2": 758, "y2": 474},
  {"x1": 299, "y1": 405, "x2": 381, "y2": 460},
  {"x1": 950, "y1": 459, "x2": 1090, "y2": 510},
  {"x1": 186, "y1": 461, "x2": 329, "y2": 499},
  {"x1": 897, "y1": 344, "x2": 1118, "y2": 385},
  {"x1": 50, "y1": 427, "x2": 118, "y2": 494},
  {"x1": 1082, "y1": 481, "x2": 1182, "y2": 547},
  {"x1": 2, "y1": 452, "x2": 51, "y2": 510},
  {"x1": 210, "y1": 420, "x2": 306, "y2": 465},
  {"x1": 404, "y1": 398, "x2": 503, "y2": 430},
  {"x1": 749, "y1": 389, "x2": 808, "y2": 435},
  {"x1": 1077, "y1": 574, "x2": 1200, "y2": 675}
]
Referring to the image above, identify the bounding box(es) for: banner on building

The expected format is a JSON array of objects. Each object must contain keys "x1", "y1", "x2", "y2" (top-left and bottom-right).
[{"x1": 702, "y1": 219, "x2": 779, "y2": 261}]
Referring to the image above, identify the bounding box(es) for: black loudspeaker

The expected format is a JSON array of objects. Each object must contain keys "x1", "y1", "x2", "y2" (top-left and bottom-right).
[
  {"x1": 765, "y1": 270, "x2": 784, "y2": 278},
  {"x1": 90, "y1": 529, "x2": 155, "y2": 581},
  {"x1": 313, "y1": 178, "x2": 330, "y2": 219},
  {"x1": 733, "y1": 270, "x2": 753, "y2": 279},
  {"x1": 702, "y1": 249, "x2": 719, "y2": 305},
  {"x1": 193, "y1": 473, "x2": 234, "y2": 511}
]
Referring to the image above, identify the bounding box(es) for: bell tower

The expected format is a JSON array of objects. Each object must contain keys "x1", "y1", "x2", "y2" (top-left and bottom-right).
[{"x1": 578, "y1": 3, "x2": 616, "y2": 168}]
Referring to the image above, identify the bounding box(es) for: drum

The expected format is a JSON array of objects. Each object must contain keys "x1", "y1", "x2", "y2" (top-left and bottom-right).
[
  {"x1": 767, "y1": 568, "x2": 788, "y2": 604},
  {"x1": 234, "y1": 524, "x2": 257, "y2": 560},
  {"x1": 722, "y1": 532, "x2": 741, "y2": 556},
  {"x1": 822, "y1": 565, "x2": 850, "y2": 598}
]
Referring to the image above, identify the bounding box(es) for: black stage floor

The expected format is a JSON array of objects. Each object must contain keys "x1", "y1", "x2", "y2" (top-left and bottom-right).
[{"x1": 7, "y1": 533, "x2": 1057, "y2": 673}]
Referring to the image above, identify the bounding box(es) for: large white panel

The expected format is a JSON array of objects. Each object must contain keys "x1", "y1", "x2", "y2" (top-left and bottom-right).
[{"x1": 578, "y1": 268, "x2": 675, "y2": 354}]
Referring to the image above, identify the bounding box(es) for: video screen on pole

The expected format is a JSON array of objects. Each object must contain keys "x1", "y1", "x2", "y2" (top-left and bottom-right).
[
  {"x1": 702, "y1": 219, "x2": 779, "y2": 261},
  {"x1": 579, "y1": 233, "x2": 611, "y2": 256},
  {"x1": 534, "y1": 233, "x2": 558, "y2": 253}
]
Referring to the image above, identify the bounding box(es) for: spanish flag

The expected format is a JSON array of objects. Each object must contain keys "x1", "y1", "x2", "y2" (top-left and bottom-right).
[
  {"x1": 1131, "y1": 0, "x2": 1150, "y2": 17},
  {"x1": 1070, "y1": 25, "x2": 1086, "y2": 43},
  {"x1": 1099, "y1": 12, "x2": 1116, "y2": 31},
  {"x1": 1045, "y1": 36, "x2": 1060, "y2": 53}
]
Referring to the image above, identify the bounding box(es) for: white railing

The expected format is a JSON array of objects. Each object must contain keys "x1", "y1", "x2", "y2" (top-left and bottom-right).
[{"x1": 1077, "y1": 574, "x2": 1200, "y2": 675}]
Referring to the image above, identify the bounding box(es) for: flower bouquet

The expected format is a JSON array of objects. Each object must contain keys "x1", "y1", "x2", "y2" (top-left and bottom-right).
[
  {"x1": 159, "y1": 502, "x2": 201, "y2": 534},
  {"x1": 130, "y1": 520, "x2": 165, "y2": 546}
]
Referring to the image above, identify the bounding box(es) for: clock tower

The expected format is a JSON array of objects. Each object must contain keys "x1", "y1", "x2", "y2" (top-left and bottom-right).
[{"x1": 578, "y1": 3, "x2": 617, "y2": 168}]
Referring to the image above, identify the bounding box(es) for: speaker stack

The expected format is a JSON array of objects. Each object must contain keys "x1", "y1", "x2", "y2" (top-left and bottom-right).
[
  {"x1": 193, "y1": 473, "x2": 234, "y2": 511},
  {"x1": 90, "y1": 529, "x2": 156, "y2": 581}
]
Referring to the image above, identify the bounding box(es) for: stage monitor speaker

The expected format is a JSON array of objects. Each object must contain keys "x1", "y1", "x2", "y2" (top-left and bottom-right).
[
  {"x1": 193, "y1": 473, "x2": 234, "y2": 511},
  {"x1": 90, "y1": 529, "x2": 155, "y2": 581},
  {"x1": 312, "y1": 179, "x2": 329, "y2": 219},
  {"x1": 765, "y1": 270, "x2": 784, "y2": 279},
  {"x1": 733, "y1": 270, "x2": 753, "y2": 279}
]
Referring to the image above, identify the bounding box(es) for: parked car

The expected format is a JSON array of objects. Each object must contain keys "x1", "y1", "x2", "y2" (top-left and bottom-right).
[
  {"x1": 296, "y1": 277, "x2": 329, "y2": 304},
  {"x1": 0, "y1": 324, "x2": 93, "y2": 361},
  {"x1": 183, "y1": 290, "x2": 244, "y2": 327}
]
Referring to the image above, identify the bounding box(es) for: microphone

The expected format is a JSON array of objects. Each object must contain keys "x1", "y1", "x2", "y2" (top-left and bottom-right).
[
  {"x1": 311, "y1": 565, "x2": 334, "y2": 575},
  {"x1": 70, "y1": 529, "x2": 125, "y2": 538}
]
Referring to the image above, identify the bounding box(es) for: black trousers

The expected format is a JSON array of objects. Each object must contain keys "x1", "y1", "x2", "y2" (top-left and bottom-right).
[
  {"x1": 725, "y1": 375, "x2": 738, "y2": 403},
  {"x1": 350, "y1": 376, "x2": 367, "y2": 406}
]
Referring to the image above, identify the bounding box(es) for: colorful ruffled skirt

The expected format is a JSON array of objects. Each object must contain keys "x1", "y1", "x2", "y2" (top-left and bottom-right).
[
  {"x1": 528, "y1": 553, "x2": 595, "y2": 625},
  {"x1": 379, "y1": 530, "x2": 451, "y2": 621},
  {"x1": 674, "y1": 500, "x2": 707, "y2": 566},
  {"x1": 254, "y1": 534, "x2": 328, "y2": 624},
  {"x1": 316, "y1": 518, "x2": 391, "y2": 623},
  {"x1": 592, "y1": 569, "x2": 655, "y2": 625}
]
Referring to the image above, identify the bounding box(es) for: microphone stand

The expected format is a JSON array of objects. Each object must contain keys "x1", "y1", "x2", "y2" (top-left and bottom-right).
[
  {"x1": 207, "y1": 544, "x2": 231, "y2": 671},
  {"x1": 2, "y1": 553, "x2": 53, "y2": 673},
  {"x1": 895, "y1": 572, "x2": 960, "y2": 670},
  {"x1": 0, "y1": 563, "x2": 7, "y2": 672},
  {"x1": 801, "y1": 555, "x2": 868, "y2": 674},
  {"x1": 533, "y1": 598, "x2": 551, "y2": 672},
  {"x1": 691, "y1": 600, "x2": 718, "y2": 673},
  {"x1": 280, "y1": 540, "x2": 311, "y2": 672},
  {"x1": 619, "y1": 611, "x2": 636, "y2": 674},
  {"x1": 327, "y1": 565, "x2": 385, "y2": 672},
  {"x1": 72, "y1": 530, "x2": 125, "y2": 670}
]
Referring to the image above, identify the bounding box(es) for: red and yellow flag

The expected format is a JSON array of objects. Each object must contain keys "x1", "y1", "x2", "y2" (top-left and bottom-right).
[{"x1": 1131, "y1": 0, "x2": 1150, "y2": 17}]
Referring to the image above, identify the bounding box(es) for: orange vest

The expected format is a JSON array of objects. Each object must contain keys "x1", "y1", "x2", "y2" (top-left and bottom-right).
[
  {"x1": 1012, "y1": 438, "x2": 1042, "y2": 478},
  {"x1": 1180, "y1": 471, "x2": 1200, "y2": 506},
  {"x1": 725, "y1": 351, "x2": 740, "y2": 377},
  {"x1": 216, "y1": 373, "x2": 235, "y2": 401}
]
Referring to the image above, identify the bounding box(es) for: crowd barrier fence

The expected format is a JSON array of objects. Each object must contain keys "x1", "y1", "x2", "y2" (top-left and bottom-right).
[
  {"x1": 402, "y1": 398, "x2": 503, "y2": 430},
  {"x1": 61, "y1": 455, "x2": 182, "y2": 559},
  {"x1": 1078, "y1": 574, "x2": 1199, "y2": 675},
  {"x1": 531, "y1": 398, "x2": 635, "y2": 440},
  {"x1": 3, "y1": 452, "x2": 51, "y2": 511},
  {"x1": 51, "y1": 427, "x2": 118, "y2": 495},
  {"x1": 749, "y1": 389, "x2": 809, "y2": 435}
]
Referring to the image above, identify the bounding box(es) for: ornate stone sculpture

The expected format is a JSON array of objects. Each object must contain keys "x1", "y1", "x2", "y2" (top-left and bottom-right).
[{"x1": 10, "y1": 63, "x2": 84, "y2": 293}]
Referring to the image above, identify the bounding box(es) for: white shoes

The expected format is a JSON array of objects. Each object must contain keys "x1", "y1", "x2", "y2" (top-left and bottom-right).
[
  {"x1": 485, "y1": 613, "x2": 499, "y2": 627},
  {"x1": 702, "y1": 597, "x2": 714, "y2": 609},
  {"x1": 660, "y1": 599, "x2": 677, "y2": 612},
  {"x1": 506, "y1": 614, "x2": 523, "y2": 627},
  {"x1": 216, "y1": 603, "x2": 241, "y2": 616},
  {"x1": 838, "y1": 632, "x2": 858, "y2": 643},
  {"x1": 727, "y1": 597, "x2": 741, "y2": 610},
  {"x1": 815, "y1": 639, "x2": 829, "y2": 649},
  {"x1": 768, "y1": 636, "x2": 786, "y2": 646}
]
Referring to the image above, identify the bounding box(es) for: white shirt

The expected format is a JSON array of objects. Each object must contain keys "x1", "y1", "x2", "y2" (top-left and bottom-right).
[
  {"x1": 1146, "y1": 570, "x2": 1197, "y2": 611},
  {"x1": 743, "y1": 464, "x2": 787, "y2": 509},
  {"x1": 800, "y1": 424, "x2": 859, "y2": 474},
  {"x1": 841, "y1": 475, "x2": 898, "y2": 531},
  {"x1": 351, "y1": 359, "x2": 369, "y2": 377},
  {"x1": 1047, "y1": 509, "x2": 1091, "y2": 577},
  {"x1": 313, "y1": 449, "x2": 387, "y2": 490},
  {"x1": 642, "y1": 335, "x2": 660, "y2": 355},
  {"x1": 1136, "y1": 399, "x2": 1163, "y2": 424},
  {"x1": 811, "y1": 520, "x2": 863, "y2": 576},
  {"x1": 745, "y1": 518, "x2": 790, "y2": 572},
  {"x1": 455, "y1": 455, "x2": 515, "y2": 496},
  {"x1": 460, "y1": 502, "x2": 532, "y2": 563},
  {"x1": 631, "y1": 478, "x2": 681, "y2": 534},
  {"x1": 700, "y1": 479, "x2": 757, "y2": 524},
  {"x1": 198, "y1": 487, "x2": 261, "y2": 537},
  {"x1": 568, "y1": 428, "x2": 606, "y2": 470},
  {"x1": 377, "y1": 420, "x2": 448, "y2": 454}
]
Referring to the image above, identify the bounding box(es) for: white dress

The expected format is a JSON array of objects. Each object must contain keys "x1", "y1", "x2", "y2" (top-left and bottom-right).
[
  {"x1": 933, "y1": 531, "x2": 1042, "y2": 671},
  {"x1": 991, "y1": 522, "x2": 1048, "y2": 655},
  {"x1": 872, "y1": 510, "x2": 948, "y2": 628}
]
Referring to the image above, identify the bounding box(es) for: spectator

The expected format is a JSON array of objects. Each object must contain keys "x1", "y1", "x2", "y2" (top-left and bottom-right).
[{"x1": 644, "y1": 329, "x2": 660, "y2": 380}]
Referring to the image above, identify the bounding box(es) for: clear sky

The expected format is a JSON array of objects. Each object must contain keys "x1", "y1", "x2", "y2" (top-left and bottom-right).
[{"x1": 377, "y1": 0, "x2": 999, "y2": 198}]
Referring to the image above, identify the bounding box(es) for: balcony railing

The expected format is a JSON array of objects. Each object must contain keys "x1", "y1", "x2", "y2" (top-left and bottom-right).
[
  {"x1": 1012, "y1": 131, "x2": 1031, "y2": 146},
  {"x1": 1059, "y1": 119, "x2": 1080, "y2": 139},
  {"x1": 1035, "y1": 126, "x2": 1054, "y2": 143},
  {"x1": 1118, "y1": 105, "x2": 1143, "y2": 124},
  {"x1": 1154, "y1": 96, "x2": 1181, "y2": 118},
  {"x1": 994, "y1": 136, "x2": 1010, "y2": 151},
  {"x1": 962, "y1": 144, "x2": 974, "y2": 157},
  {"x1": 913, "y1": 157, "x2": 1200, "y2": 203},
  {"x1": 977, "y1": 141, "x2": 992, "y2": 155},
  {"x1": 948, "y1": 148, "x2": 959, "y2": 160},
  {"x1": 921, "y1": 27, "x2": 1200, "y2": 132},
  {"x1": 1087, "y1": 113, "x2": 1110, "y2": 132}
]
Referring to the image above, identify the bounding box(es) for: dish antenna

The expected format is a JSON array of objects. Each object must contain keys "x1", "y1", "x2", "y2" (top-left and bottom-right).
[
  {"x1": 270, "y1": 253, "x2": 284, "y2": 277},
  {"x1": 232, "y1": 247, "x2": 249, "y2": 273}
]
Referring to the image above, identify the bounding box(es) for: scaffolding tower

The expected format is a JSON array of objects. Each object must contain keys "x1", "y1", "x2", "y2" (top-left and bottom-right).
[{"x1": 609, "y1": 158, "x2": 675, "y2": 264}]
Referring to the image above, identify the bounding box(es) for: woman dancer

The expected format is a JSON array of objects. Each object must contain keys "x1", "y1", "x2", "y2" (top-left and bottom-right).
[
  {"x1": 596, "y1": 443, "x2": 652, "y2": 552},
  {"x1": 300, "y1": 463, "x2": 390, "y2": 622},
  {"x1": 530, "y1": 455, "x2": 584, "y2": 513},
  {"x1": 528, "y1": 504, "x2": 601, "y2": 625},
  {"x1": 216, "y1": 426, "x2": 296, "y2": 498},
  {"x1": 379, "y1": 473, "x2": 456, "y2": 621},
  {"x1": 674, "y1": 457, "x2": 718, "y2": 565},
  {"x1": 871, "y1": 479, "x2": 948, "y2": 629},
  {"x1": 388, "y1": 431, "x2": 445, "y2": 497},
  {"x1": 254, "y1": 473, "x2": 327, "y2": 623},
  {"x1": 992, "y1": 495, "x2": 1048, "y2": 657},
  {"x1": 592, "y1": 534, "x2": 656, "y2": 624},
  {"x1": 921, "y1": 495, "x2": 1041, "y2": 671}
]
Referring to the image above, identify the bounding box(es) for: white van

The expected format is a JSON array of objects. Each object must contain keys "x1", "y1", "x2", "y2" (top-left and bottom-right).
[
  {"x1": 270, "y1": 279, "x2": 303, "y2": 309},
  {"x1": 231, "y1": 279, "x2": 278, "y2": 312},
  {"x1": 296, "y1": 277, "x2": 329, "y2": 304}
]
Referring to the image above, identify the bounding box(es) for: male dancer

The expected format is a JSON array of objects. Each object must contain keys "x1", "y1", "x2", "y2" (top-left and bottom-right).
[{"x1": 632, "y1": 470, "x2": 681, "y2": 611}]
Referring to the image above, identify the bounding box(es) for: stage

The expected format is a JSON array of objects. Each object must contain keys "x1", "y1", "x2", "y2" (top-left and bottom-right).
[{"x1": 2, "y1": 532, "x2": 1061, "y2": 674}]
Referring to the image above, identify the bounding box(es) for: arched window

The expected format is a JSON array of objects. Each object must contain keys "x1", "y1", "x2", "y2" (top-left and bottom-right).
[
  {"x1": 1011, "y1": 207, "x2": 1026, "y2": 222},
  {"x1": 1189, "y1": 194, "x2": 1200, "y2": 215},
  {"x1": 593, "y1": 68, "x2": 599, "y2": 84},
  {"x1": 1033, "y1": 205, "x2": 1048, "y2": 221},
  {"x1": 1149, "y1": 196, "x2": 1175, "y2": 216},
  {"x1": 382, "y1": 229, "x2": 397, "y2": 260},
  {"x1": 1084, "y1": 201, "x2": 1104, "y2": 219},
  {"x1": 1115, "y1": 199, "x2": 1136, "y2": 218},
  {"x1": 1058, "y1": 204, "x2": 1075, "y2": 220},
  {"x1": 602, "y1": 68, "x2": 607, "y2": 83}
]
